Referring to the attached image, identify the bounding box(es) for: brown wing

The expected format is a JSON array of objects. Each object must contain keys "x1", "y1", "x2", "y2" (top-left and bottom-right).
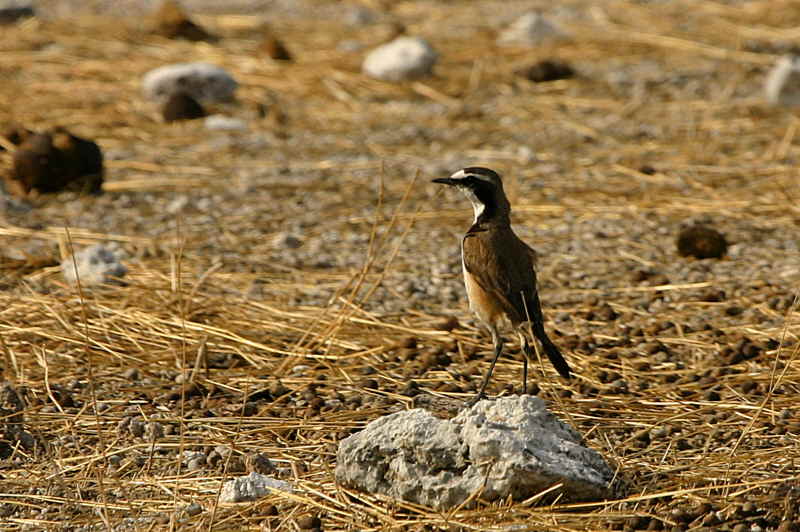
[
  {"x1": 462, "y1": 227, "x2": 538, "y2": 325},
  {"x1": 463, "y1": 227, "x2": 572, "y2": 379}
]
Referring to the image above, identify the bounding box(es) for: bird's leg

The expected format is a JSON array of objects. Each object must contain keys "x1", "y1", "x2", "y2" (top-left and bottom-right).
[
  {"x1": 466, "y1": 326, "x2": 503, "y2": 407},
  {"x1": 518, "y1": 331, "x2": 532, "y2": 395}
]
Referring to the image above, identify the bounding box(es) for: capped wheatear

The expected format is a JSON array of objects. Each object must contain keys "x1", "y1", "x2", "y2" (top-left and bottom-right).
[{"x1": 433, "y1": 167, "x2": 571, "y2": 405}]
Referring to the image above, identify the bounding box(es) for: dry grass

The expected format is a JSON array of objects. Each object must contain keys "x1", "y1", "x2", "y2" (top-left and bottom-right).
[{"x1": 1, "y1": 0, "x2": 799, "y2": 530}]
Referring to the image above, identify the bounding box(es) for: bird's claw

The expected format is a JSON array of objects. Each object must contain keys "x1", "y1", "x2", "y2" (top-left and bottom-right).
[{"x1": 463, "y1": 392, "x2": 486, "y2": 408}]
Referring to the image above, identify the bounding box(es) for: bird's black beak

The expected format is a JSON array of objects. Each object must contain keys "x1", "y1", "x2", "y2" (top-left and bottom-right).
[{"x1": 432, "y1": 177, "x2": 457, "y2": 186}]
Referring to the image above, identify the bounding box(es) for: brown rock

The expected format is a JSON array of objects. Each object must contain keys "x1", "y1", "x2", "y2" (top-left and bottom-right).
[
  {"x1": 1, "y1": 124, "x2": 33, "y2": 149},
  {"x1": 677, "y1": 224, "x2": 728, "y2": 259},
  {"x1": 162, "y1": 92, "x2": 206, "y2": 122},
  {"x1": 297, "y1": 515, "x2": 321, "y2": 530},
  {"x1": 51, "y1": 127, "x2": 103, "y2": 193},
  {"x1": 5, "y1": 128, "x2": 103, "y2": 197},
  {"x1": 258, "y1": 34, "x2": 292, "y2": 61},
  {"x1": 516, "y1": 59, "x2": 574, "y2": 82},
  {"x1": 153, "y1": 0, "x2": 216, "y2": 42},
  {"x1": 245, "y1": 452, "x2": 276, "y2": 475}
]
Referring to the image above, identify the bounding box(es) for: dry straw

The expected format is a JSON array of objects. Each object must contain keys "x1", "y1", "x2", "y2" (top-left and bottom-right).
[{"x1": 0, "y1": 0, "x2": 799, "y2": 530}]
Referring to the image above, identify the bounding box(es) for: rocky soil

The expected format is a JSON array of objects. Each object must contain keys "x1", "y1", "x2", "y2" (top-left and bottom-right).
[{"x1": 0, "y1": 0, "x2": 798, "y2": 530}]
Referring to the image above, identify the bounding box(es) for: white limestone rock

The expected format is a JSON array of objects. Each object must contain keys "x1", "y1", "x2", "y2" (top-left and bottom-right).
[
  {"x1": 61, "y1": 243, "x2": 127, "y2": 286},
  {"x1": 765, "y1": 55, "x2": 800, "y2": 106},
  {"x1": 362, "y1": 36, "x2": 438, "y2": 81},
  {"x1": 204, "y1": 114, "x2": 247, "y2": 131},
  {"x1": 335, "y1": 395, "x2": 614, "y2": 510},
  {"x1": 219, "y1": 472, "x2": 293, "y2": 503},
  {"x1": 142, "y1": 63, "x2": 238, "y2": 103},
  {"x1": 497, "y1": 12, "x2": 565, "y2": 46}
]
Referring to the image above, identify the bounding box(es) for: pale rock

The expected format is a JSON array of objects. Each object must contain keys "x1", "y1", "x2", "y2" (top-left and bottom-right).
[
  {"x1": 336, "y1": 395, "x2": 614, "y2": 509},
  {"x1": 142, "y1": 63, "x2": 238, "y2": 103},
  {"x1": 497, "y1": 12, "x2": 565, "y2": 46},
  {"x1": 204, "y1": 114, "x2": 247, "y2": 131},
  {"x1": 219, "y1": 472, "x2": 293, "y2": 503},
  {"x1": 362, "y1": 36, "x2": 438, "y2": 81},
  {"x1": 61, "y1": 243, "x2": 127, "y2": 286},
  {"x1": 765, "y1": 55, "x2": 800, "y2": 106}
]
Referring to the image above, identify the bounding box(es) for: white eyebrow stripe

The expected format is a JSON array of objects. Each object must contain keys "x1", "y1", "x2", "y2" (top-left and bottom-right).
[{"x1": 449, "y1": 169, "x2": 466, "y2": 180}]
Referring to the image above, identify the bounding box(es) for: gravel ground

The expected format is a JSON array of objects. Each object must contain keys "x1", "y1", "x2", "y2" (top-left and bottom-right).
[{"x1": 1, "y1": 1, "x2": 799, "y2": 530}]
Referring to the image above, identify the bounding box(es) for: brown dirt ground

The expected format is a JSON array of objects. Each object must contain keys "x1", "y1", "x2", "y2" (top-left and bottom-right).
[{"x1": 0, "y1": 0, "x2": 799, "y2": 530}]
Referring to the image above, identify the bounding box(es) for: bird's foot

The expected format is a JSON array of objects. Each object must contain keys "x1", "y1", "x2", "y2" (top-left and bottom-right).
[{"x1": 463, "y1": 392, "x2": 487, "y2": 408}]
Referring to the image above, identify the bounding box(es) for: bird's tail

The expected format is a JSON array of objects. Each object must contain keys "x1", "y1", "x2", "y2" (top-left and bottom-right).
[
  {"x1": 522, "y1": 291, "x2": 572, "y2": 379},
  {"x1": 537, "y1": 330, "x2": 572, "y2": 380}
]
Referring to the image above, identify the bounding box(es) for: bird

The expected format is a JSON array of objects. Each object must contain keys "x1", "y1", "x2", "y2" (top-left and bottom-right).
[{"x1": 432, "y1": 167, "x2": 571, "y2": 405}]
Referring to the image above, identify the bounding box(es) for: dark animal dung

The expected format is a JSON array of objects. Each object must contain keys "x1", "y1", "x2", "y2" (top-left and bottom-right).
[{"x1": 677, "y1": 224, "x2": 728, "y2": 259}]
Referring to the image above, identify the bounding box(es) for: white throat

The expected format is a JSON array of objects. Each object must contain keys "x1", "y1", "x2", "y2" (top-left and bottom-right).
[{"x1": 461, "y1": 188, "x2": 485, "y2": 223}]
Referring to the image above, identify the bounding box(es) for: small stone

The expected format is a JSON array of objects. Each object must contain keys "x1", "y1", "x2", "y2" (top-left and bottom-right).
[
  {"x1": 162, "y1": 92, "x2": 206, "y2": 122},
  {"x1": 142, "y1": 63, "x2": 237, "y2": 103},
  {"x1": 362, "y1": 36, "x2": 438, "y2": 81},
  {"x1": 677, "y1": 224, "x2": 728, "y2": 259},
  {"x1": 187, "y1": 457, "x2": 205, "y2": 471},
  {"x1": 596, "y1": 303, "x2": 618, "y2": 321},
  {"x1": 263, "y1": 504, "x2": 279, "y2": 516},
  {"x1": 725, "y1": 306, "x2": 743, "y2": 317},
  {"x1": 741, "y1": 501, "x2": 758, "y2": 515},
  {"x1": 144, "y1": 421, "x2": 164, "y2": 441},
  {"x1": 246, "y1": 453, "x2": 276, "y2": 475},
  {"x1": 740, "y1": 378, "x2": 757, "y2": 394},
  {"x1": 639, "y1": 165, "x2": 656, "y2": 175},
  {"x1": 61, "y1": 243, "x2": 127, "y2": 286},
  {"x1": 219, "y1": 472, "x2": 293, "y2": 503},
  {"x1": 153, "y1": 0, "x2": 215, "y2": 42},
  {"x1": 515, "y1": 59, "x2": 574, "y2": 82},
  {"x1": 258, "y1": 33, "x2": 292, "y2": 61},
  {"x1": 497, "y1": 12, "x2": 565, "y2": 46},
  {"x1": 437, "y1": 316, "x2": 459, "y2": 331},
  {"x1": 121, "y1": 368, "x2": 140, "y2": 381},
  {"x1": 361, "y1": 378, "x2": 379, "y2": 390},
  {"x1": 766, "y1": 55, "x2": 800, "y2": 106},
  {"x1": 297, "y1": 515, "x2": 321, "y2": 530},
  {"x1": 273, "y1": 232, "x2": 302, "y2": 249},
  {"x1": 128, "y1": 417, "x2": 145, "y2": 438},
  {"x1": 204, "y1": 114, "x2": 247, "y2": 131},
  {"x1": 704, "y1": 389, "x2": 721, "y2": 401},
  {"x1": 183, "y1": 502, "x2": 202, "y2": 516},
  {"x1": 649, "y1": 426, "x2": 669, "y2": 439}
]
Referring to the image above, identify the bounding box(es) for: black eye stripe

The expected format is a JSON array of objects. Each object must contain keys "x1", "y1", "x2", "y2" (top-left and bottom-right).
[{"x1": 462, "y1": 175, "x2": 486, "y2": 186}]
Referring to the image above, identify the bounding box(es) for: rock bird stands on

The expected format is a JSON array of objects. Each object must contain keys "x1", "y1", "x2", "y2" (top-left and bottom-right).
[{"x1": 433, "y1": 167, "x2": 571, "y2": 405}]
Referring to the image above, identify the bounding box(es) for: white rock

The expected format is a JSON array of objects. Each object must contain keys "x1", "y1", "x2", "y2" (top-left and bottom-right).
[
  {"x1": 219, "y1": 472, "x2": 293, "y2": 503},
  {"x1": 497, "y1": 12, "x2": 565, "y2": 46},
  {"x1": 204, "y1": 114, "x2": 247, "y2": 131},
  {"x1": 765, "y1": 55, "x2": 800, "y2": 106},
  {"x1": 61, "y1": 243, "x2": 127, "y2": 286},
  {"x1": 335, "y1": 395, "x2": 614, "y2": 510},
  {"x1": 362, "y1": 36, "x2": 438, "y2": 81},
  {"x1": 142, "y1": 63, "x2": 238, "y2": 103}
]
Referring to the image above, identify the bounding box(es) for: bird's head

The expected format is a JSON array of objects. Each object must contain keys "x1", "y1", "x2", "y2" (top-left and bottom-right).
[{"x1": 432, "y1": 167, "x2": 510, "y2": 223}]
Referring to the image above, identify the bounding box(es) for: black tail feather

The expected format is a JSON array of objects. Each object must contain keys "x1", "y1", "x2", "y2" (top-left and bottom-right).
[
  {"x1": 539, "y1": 333, "x2": 571, "y2": 379},
  {"x1": 523, "y1": 290, "x2": 572, "y2": 379}
]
